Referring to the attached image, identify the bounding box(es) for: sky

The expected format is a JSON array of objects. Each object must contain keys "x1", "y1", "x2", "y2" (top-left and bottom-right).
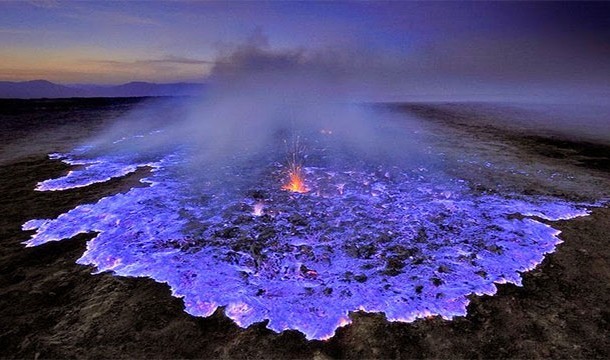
[{"x1": 1, "y1": 1, "x2": 609, "y2": 100}]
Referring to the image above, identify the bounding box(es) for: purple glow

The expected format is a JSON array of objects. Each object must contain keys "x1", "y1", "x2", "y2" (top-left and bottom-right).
[
  {"x1": 35, "y1": 157, "x2": 140, "y2": 191},
  {"x1": 22, "y1": 133, "x2": 592, "y2": 340}
]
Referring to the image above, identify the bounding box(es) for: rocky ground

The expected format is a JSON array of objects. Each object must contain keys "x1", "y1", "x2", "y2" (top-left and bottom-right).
[{"x1": 0, "y1": 99, "x2": 608, "y2": 359}]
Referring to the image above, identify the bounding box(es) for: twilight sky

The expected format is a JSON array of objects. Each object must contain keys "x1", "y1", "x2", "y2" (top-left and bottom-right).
[{"x1": 1, "y1": 1, "x2": 609, "y2": 100}]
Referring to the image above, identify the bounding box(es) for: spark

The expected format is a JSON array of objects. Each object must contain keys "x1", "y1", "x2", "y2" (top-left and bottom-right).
[{"x1": 282, "y1": 135, "x2": 309, "y2": 193}]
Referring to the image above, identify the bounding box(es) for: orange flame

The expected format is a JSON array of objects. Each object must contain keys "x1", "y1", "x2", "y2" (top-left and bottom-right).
[
  {"x1": 282, "y1": 135, "x2": 308, "y2": 193},
  {"x1": 283, "y1": 166, "x2": 308, "y2": 193}
]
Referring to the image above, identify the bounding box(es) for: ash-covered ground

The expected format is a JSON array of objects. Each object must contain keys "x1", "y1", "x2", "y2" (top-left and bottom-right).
[{"x1": 1, "y1": 98, "x2": 609, "y2": 358}]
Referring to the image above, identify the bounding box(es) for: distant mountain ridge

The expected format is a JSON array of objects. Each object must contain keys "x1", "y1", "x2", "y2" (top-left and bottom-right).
[{"x1": 0, "y1": 80, "x2": 207, "y2": 98}]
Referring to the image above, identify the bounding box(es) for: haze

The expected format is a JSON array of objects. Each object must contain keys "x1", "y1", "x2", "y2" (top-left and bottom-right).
[{"x1": 1, "y1": 1, "x2": 609, "y2": 102}]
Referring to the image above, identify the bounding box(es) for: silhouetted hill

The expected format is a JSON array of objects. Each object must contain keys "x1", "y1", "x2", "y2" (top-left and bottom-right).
[
  {"x1": 0, "y1": 80, "x2": 80, "y2": 98},
  {"x1": 0, "y1": 80, "x2": 207, "y2": 98}
]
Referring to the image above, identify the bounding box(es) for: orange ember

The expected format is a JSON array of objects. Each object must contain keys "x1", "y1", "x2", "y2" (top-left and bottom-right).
[
  {"x1": 283, "y1": 135, "x2": 308, "y2": 193},
  {"x1": 283, "y1": 167, "x2": 308, "y2": 193}
]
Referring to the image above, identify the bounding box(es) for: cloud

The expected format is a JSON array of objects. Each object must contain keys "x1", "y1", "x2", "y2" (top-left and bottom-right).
[
  {"x1": 90, "y1": 56, "x2": 217, "y2": 66},
  {"x1": 201, "y1": 28, "x2": 610, "y2": 103},
  {"x1": 208, "y1": 30, "x2": 356, "y2": 81},
  {"x1": 61, "y1": 56, "x2": 213, "y2": 84},
  {"x1": 147, "y1": 56, "x2": 218, "y2": 65},
  {"x1": 203, "y1": 30, "x2": 416, "y2": 101}
]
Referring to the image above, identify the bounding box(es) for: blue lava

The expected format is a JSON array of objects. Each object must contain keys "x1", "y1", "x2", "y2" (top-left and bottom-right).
[{"x1": 23, "y1": 135, "x2": 591, "y2": 340}]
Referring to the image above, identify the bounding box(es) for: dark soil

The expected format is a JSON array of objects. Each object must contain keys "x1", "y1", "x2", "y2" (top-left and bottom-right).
[
  {"x1": 395, "y1": 102, "x2": 610, "y2": 175},
  {"x1": 0, "y1": 100, "x2": 608, "y2": 359}
]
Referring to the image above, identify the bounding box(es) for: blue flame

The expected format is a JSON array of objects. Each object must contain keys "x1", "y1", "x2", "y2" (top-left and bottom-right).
[{"x1": 22, "y1": 133, "x2": 592, "y2": 340}]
